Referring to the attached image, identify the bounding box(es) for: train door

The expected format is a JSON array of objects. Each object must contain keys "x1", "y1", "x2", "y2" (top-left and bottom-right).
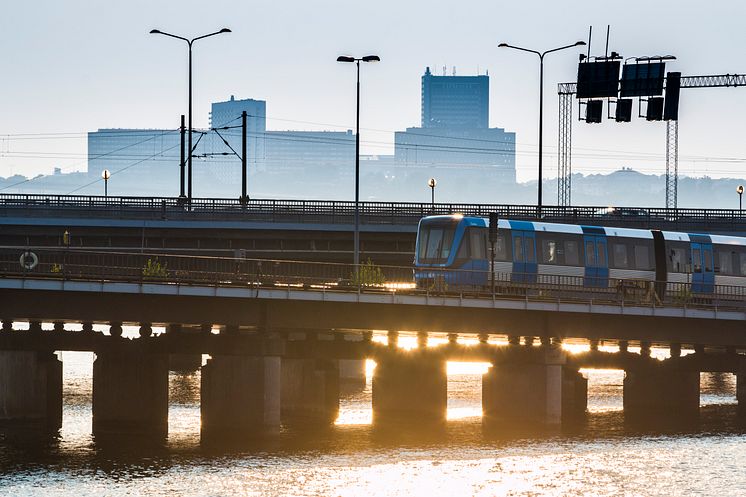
[
  {"x1": 511, "y1": 231, "x2": 537, "y2": 284},
  {"x1": 691, "y1": 242, "x2": 714, "y2": 293},
  {"x1": 583, "y1": 235, "x2": 609, "y2": 287}
]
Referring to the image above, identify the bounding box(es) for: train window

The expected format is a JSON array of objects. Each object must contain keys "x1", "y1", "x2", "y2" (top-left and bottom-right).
[
  {"x1": 669, "y1": 248, "x2": 686, "y2": 273},
  {"x1": 425, "y1": 228, "x2": 444, "y2": 260},
  {"x1": 704, "y1": 250, "x2": 713, "y2": 272},
  {"x1": 740, "y1": 253, "x2": 746, "y2": 276},
  {"x1": 613, "y1": 244, "x2": 628, "y2": 268},
  {"x1": 718, "y1": 251, "x2": 734, "y2": 275},
  {"x1": 542, "y1": 240, "x2": 558, "y2": 264},
  {"x1": 526, "y1": 240, "x2": 536, "y2": 263},
  {"x1": 634, "y1": 245, "x2": 650, "y2": 270},
  {"x1": 440, "y1": 229, "x2": 455, "y2": 260},
  {"x1": 597, "y1": 244, "x2": 606, "y2": 266},
  {"x1": 585, "y1": 241, "x2": 595, "y2": 266},
  {"x1": 470, "y1": 229, "x2": 486, "y2": 260},
  {"x1": 691, "y1": 249, "x2": 702, "y2": 272},
  {"x1": 565, "y1": 241, "x2": 579, "y2": 265},
  {"x1": 514, "y1": 237, "x2": 523, "y2": 261},
  {"x1": 494, "y1": 235, "x2": 508, "y2": 261},
  {"x1": 457, "y1": 236, "x2": 470, "y2": 260}
]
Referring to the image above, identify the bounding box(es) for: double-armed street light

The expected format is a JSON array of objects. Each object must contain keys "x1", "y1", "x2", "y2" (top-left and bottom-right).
[
  {"x1": 498, "y1": 40, "x2": 586, "y2": 212},
  {"x1": 150, "y1": 27, "x2": 232, "y2": 201},
  {"x1": 336, "y1": 54, "x2": 380, "y2": 268},
  {"x1": 101, "y1": 169, "x2": 110, "y2": 197}
]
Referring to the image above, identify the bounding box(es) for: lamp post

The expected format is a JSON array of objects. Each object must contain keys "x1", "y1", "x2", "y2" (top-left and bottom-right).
[
  {"x1": 428, "y1": 177, "x2": 437, "y2": 210},
  {"x1": 150, "y1": 27, "x2": 231, "y2": 201},
  {"x1": 738, "y1": 185, "x2": 744, "y2": 213},
  {"x1": 101, "y1": 169, "x2": 110, "y2": 198},
  {"x1": 337, "y1": 54, "x2": 380, "y2": 268},
  {"x1": 498, "y1": 40, "x2": 585, "y2": 212}
]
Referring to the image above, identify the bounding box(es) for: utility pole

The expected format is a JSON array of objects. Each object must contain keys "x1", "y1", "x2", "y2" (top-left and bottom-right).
[
  {"x1": 241, "y1": 110, "x2": 247, "y2": 205},
  {"x1": 179, "y1": 114, "x2": 186, "y2": 199}
]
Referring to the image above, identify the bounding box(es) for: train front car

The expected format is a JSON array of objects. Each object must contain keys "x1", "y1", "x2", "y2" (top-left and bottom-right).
[{"x1": 414, "y1": 215, "x2": 489, "y2": 290}]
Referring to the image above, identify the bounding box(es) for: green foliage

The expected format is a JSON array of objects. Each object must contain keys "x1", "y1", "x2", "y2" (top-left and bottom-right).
[
  {"x1": 672, "y1": 287, "x2": 692, "y2": 304},
  {"x1": 142, "y1": 258, "x2": 168, "y2": 278},
  {"x1": 351, "y1": 258, "x2": 386, "y2": 287}
]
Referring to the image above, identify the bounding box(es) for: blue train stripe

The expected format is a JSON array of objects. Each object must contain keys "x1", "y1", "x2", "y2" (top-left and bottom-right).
[{"x1": 508, "y1": 220, "x2": 534, "y2": 231}]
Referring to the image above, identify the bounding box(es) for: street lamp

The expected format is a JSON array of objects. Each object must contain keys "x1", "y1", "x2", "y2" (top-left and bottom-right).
[
  {"x1": 498, "y1": 40, "x2": 585, "y2": 211},
  {"x1": 337, "y1": 54, "x2": 380, "y2": 268},
  {"x1": 150, "y1": 27, "x2": 231, "y2": 201},
  {"x1": 101, "y1": 169, "x2": 110, "y2": 197},
  {"x1": 428, "y1": 177, "x2": 437, "y2": 209},
  {"x1": 738, "y1": 185, "x2": 744, "y2": 212}
]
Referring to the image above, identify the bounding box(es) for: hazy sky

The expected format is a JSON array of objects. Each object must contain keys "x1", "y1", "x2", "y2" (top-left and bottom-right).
[{"x1": 1, "y1": 0, "x2": 746, "y2": 184}]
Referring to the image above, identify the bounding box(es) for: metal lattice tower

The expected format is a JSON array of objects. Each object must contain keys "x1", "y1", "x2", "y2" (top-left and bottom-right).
[
  {"x1": 557, "y1": 74, "x2": 746, "y2": 209},
  {"x1": 665, "y1": 120, "x2": 679, "y2": 209},
  {"x1": 557, "y1": 93, "x2": 573, "y2": 206}
]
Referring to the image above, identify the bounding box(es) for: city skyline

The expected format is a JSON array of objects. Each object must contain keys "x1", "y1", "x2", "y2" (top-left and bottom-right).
[{"x1": 2, "y1": 0, "x2": 746, "y2": 189}]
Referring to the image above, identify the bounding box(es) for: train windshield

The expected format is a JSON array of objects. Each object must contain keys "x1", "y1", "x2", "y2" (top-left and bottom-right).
[{"x1": 417, "y1": 219, "x2": 458, "y2": 264}]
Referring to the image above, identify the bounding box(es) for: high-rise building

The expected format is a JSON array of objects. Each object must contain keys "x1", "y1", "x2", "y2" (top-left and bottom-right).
[
  {"x1": 395, "y1": 68, "x2": 515, "y2": 182},
  {"x1": 421, "y1": 67, "x2": 489, "y2": 128}
]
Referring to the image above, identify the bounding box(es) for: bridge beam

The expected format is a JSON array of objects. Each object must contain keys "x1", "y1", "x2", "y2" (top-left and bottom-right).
[
  {"x1": 623, "y1": 363, "x2": 700, "y2": 420},
  {"x1": 372, "y1": 350, "x2": 447, "y2": 425},
  {"x1": 0, "y1": 351, "x2": 62, "y2": 428},
  {"x1": 281, "y1": 358, "x2": 339, "y2": 425},
  {"x1": 92, "y1": 349, "x2": 169, "y2": 435},
  {"x1": 483, "y1": 347, "x2": 583, "y2": 427}
]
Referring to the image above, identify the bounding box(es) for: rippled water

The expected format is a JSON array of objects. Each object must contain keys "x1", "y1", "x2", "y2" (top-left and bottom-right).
[{"x1": 1, "y1": 342, "x2": 745, "y2": 496}]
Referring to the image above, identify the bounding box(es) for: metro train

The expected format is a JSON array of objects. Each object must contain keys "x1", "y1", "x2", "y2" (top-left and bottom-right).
[{"x1": 413, "y1": 214, "x2": 746, "y2": 300}]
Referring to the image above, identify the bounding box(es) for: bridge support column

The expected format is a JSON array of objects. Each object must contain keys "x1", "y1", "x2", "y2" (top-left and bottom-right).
[
  {"x1": 562, "y1": 368, "x2": 588, "y2": 419},
  {"x1": 0, "y1": 351, "x2": 62, "y2": 428},
  {"x1": 201, "y1": 355, "x2": 282, "y2": 437},
  {"x1": 92, "y1": 350, "x2": 169, "y2": 435},
  {"x1": 483, "y1": 347, "x2": 570, "y2": 426},
  {"x1": 737, "y1": 362, "x2": 746, "y2": 418},
  {"x1": 338, "y1": 359, "x2": 367, "y2": 387},
  {"x1": 281, "y1": 358, "x2": 339, "y2": 425},
  {"x1": 623, "y1": 364, "x2": 699, "y2": 420},
  {"x1": 372, "y1": 351, "x2": 447, "y2": 424},
  {"x1": 169, "y1": 354, "x2": 202, "y2": 372}
]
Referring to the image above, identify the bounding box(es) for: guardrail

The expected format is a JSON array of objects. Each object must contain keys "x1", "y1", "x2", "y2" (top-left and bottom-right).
[
  {"x1": 3, "y1": 247, "x2": 746, "y2": 313},
  {"x1": 2, "y1": 193, "x2": 746, "y2": 229}
]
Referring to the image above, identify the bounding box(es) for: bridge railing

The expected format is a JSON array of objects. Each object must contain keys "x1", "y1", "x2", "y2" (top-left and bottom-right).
[
  {"x1": 2, "y1": 193, "x2": 746, "y2": 228},
  {"x1": 2, "y1": 247, "x2": 746, "y2": 312}
]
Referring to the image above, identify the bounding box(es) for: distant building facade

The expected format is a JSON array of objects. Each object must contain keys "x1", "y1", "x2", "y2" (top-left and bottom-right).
[
  {"x1": 421, "y1": 67, "x2": 489, "y2": 128},
  {"x1": 262, "y1": 130, "x2": 354, "y2": 174},
  {"x1": 395, "y1": 68, "x2": 515, "y2": 182},
  {"x1": 87, "y1": 128, "x2": 182, "y2": 194}
]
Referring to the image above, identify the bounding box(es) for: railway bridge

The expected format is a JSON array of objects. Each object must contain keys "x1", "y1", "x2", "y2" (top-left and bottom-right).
[{"x1": 1, "y1": 249, "x2": 745, "y2": 438}]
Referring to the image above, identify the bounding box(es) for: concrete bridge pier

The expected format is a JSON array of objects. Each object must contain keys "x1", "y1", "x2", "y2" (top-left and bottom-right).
[
  {"x1": 372, "y1": 350, "x2": 447, "y2": 425},
  {"x1": 623, "y1": 363, "x2": 700, "y2": 420},
  {"x1": 201, "y1": 338, "x2": 283, "y2": 438},
  {"x1": 483, "y1": 346, "x2": 575, "y2": 427},
  {"x1": 92, "y1": 349, "x2": 169, "y2": 435},
  {"x1": 737, "y1": 362, "x2": 746, "y2": 418},
  {"x1": 282, "y1": 358, "x2": 339, "y2": 425},
  {"x1": 0, "y1": 351, "x2": 62, "y2": 428},
  {"x1": 338, "y1": 359, "x2": 367, "y2": 387}
]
